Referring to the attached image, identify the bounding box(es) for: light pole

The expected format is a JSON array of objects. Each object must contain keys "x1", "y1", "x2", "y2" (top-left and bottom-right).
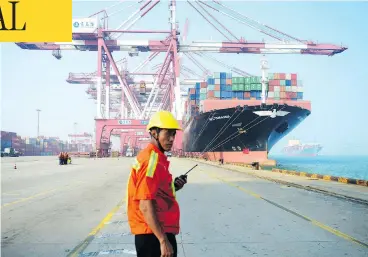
[
  {"x1": 36, "y1": 109, "x2": 41, "y2": 138},
  {"x1": 74, "y1": 122, "x2": 78, "y2": 152}
]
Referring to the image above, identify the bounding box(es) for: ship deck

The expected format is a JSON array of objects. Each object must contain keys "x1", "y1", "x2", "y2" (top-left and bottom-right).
[{"x1": 1, "y1": 156, "x2": 367, "y2": 256}]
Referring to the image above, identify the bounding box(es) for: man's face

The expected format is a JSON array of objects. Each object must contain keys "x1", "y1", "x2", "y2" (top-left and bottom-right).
[{"x1": 158, "y1": 129, "x2": 176, "y2": 151}]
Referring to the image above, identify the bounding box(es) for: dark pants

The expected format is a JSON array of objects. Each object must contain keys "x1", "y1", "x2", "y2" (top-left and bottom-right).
[{"x1": 135, "y1": 233, "x2": 177, "y2": 257}]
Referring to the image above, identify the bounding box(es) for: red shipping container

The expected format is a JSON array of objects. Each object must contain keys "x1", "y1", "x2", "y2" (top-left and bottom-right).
[
  {"x1": 291, "y1": 74, "x2": 297, "y2": 80},
  {"x1": 190, "y1": 88, "x2": 195, "y2": 94},
  {"x1": 207, "y1": 90, "x2": 215, "y2": 98},
  {"x1": 279, "y1": 73, "x2": 286, "y2": 80},
  {"x1": 214, "y1": 85, "x2": 220, "y2": 91},
  {"x1": 243, "y1": 148, "x2": 250, "y2": 154},
  {"x1": 269, "y1": 80, "x2": 276, "y2": 86},
  {"x1": 226, "y1": 78, "x2": 232, "y2": 84},
  {"x1": 268, "y1": 85, "x2": 274, "y2": 91},
  {"x1": 286, "y1": 92, "x2": 293, "y2": 99},
  {"x1": 291, "y1": 80, "x2": 297, "y2": 86},
  {"x1": 244, "y1": 92, "x2": 251, "y2": 98},
  {"x1": 200, "y1": 82, "x2": 207, "y2": 88},
  {"x1": 275, "y1": 80, "x2": 280, "y2": 86},
  {"x1": 291, "y1": 92, "x2": 297, "y2": 98}
]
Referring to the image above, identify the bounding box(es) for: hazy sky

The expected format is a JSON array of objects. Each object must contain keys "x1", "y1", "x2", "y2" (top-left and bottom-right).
[{"x1": 1, "y1": 1, "x2": 367, "y2": 155}]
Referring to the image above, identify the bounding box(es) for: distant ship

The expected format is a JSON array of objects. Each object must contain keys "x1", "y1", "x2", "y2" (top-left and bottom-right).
[{"x1": 282, "y1": 139, "x2": 322, "y2": 156}]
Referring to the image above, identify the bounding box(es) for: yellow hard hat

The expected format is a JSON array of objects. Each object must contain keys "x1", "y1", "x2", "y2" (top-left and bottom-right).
[{"x1": 146, "y1": 111, "x2": 182, "y2": 131}]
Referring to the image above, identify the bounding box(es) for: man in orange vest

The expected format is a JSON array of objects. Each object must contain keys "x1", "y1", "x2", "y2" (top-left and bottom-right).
[{"x1": 126, "y1": 111, "x2": 187, "y2": 257}]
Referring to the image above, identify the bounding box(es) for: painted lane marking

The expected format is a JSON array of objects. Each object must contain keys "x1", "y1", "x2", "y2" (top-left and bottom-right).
[
  {"x1": 79, "y1": 248, "x2": 136, "y2": 256},
  {"x1": 1, "y1": 180, "x2": 87, "y2": 208},
  {"x1": 66, "y1": 200, "x2": 125, "y2": 257},
  {"x1": 202, "y1": 170, "x2": 368, "y2": 249},
  {"x1": 0, "y1": 189, "x2": 57, "y2": 208},
  {"x1": 96, "y1": 232, "x2": 130, "y2": 239}
]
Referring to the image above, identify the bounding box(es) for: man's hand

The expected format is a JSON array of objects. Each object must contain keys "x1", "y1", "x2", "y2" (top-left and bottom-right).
[
  {"x1": 160, "y1": 237, "x2": 174, "y2": 257},
  {"x1": 174, "y1": 175, "x2": 187, "y2": 191}
]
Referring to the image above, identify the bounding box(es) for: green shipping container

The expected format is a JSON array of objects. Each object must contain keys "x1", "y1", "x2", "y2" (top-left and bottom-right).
[
  {"x1": 274, "y1": 91, "x2": 280, "y2": 98},
  {"x1": 238, "y1": 84, "x2": 245, "y2": 91},
  {"x1": 232, "y1": 77, "x2": 245, "y2": 84},
  {"x1": 244, "y1": 84, "x2": 251, "y2": 91},
  {"x1": 232, "y1": 84, "x2": 238, "y2": 91},
  {"x1": 250, "y1": 84, "x2": 257, "y2": 91},
  {"x1": 200, "y1": 94, "x2": 207, "y2": 100},
  {"x1": 250, "y1": 76, "x2": 261, "y2": 84},
  {"x1": 268, "y1": 73, "x2": 274, "y2": 80},
  {"x1": 244, "y1": 77, "x2": 250, "y2": 84}
]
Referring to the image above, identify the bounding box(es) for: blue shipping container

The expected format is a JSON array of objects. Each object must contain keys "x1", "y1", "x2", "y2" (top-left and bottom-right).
[
  {"x1": 190, "y1": 95, "x2": 196, "y2": 100},
  {"x1": 195, "y1": 82, "x2": 200, "y2": 89},
  {"x1": 207, "y1": 78, "x2": 215, "y2": 84},
  {"x1": 285, "y1": 80, "x2": 291, "y2": 86},
  {"x1": 226, "y1": 73, "x2": 232, "y2": 79},
  {"x1": 220, "y1": 72, "x2": 226, "y2": 79},
  {"x1": 220, "y1": 78, "x2": 226, "y2": 85},
  {"x1": 250, "y1": 91, "x2": 257, "y2": 98},
  {"x1": 297, "y1": 92, "x2": 303, "y2": 99},
  {"x1": 226, "y1": 85, "x2": 232, "y2": 91},
  {"x1": 220, "y1": 85, "x2": 226, "y2": 91}
]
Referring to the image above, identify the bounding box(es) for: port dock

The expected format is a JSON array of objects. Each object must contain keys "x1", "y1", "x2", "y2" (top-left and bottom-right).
[{"x1": 1, "y1": 156, "x2": 367, "y2": 257}]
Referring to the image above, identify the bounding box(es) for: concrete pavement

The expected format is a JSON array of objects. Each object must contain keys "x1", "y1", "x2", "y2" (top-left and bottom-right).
[{"x1": 1, "y1": 156, "x2": 367, "y2": 257}]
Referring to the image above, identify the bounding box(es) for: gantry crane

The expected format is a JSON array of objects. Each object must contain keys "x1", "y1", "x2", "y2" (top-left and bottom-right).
[{"x1": 15, "y1": 0, "x2": 347, "y2": 156}]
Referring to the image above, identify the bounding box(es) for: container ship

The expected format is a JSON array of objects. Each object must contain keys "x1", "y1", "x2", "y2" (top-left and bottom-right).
[
  {"x1": 282, "y1": 139, "x2": 322, "y2": 157},
  {"x1": 181, "y1": 68, "x2": 311, "y2": 165}
]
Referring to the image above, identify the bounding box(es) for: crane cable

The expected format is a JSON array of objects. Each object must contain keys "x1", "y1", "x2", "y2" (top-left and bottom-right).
[
  {"x1": 203, "y1": 106, "x2": 286, "y2": 153},
  {"x1": 201, "y1": 107, "x2": 244, "y2": 152}
]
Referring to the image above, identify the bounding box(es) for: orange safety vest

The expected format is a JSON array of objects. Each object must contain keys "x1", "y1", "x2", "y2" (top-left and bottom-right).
[{"x1": 126, "y1": 143, "x2": 180, "y2": 235}]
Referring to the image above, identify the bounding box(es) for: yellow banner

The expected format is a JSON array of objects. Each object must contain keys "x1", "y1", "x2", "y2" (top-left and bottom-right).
[{"x1": 0, "y1": 0, "x2": 72, "y2": 42}]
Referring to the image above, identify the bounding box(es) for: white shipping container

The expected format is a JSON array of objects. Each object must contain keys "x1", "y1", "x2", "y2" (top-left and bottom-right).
[
  {"x1": 286, "y1": 86, "x2": 292, "y2": 92},
  {"x1": 215, "y1": 78, "x2": 221, "y2": 84},
  {"x1": 268, "y1": 92, "x2": 274, "y2": 98},
  {"x1": 274, "y1": 91, "x2": 280, "y2": 97},
  {"x1": 297, "y1": 87, "x2": 304, "y2": 92},
  {"x1": 285, "y1": 73, "x2": 292, "y2": 80},
  {"x1": 200, "y1": 88, "x2": 207, "y2": 93},
  {"x1": 214, "y1": 72, "x2": 221, "y2": 79},
  {"x1": 292, "y1": 86, "x2": 297, "y2": 92},
  {"x1": 274, "y1": 86, "x2": 280, "y2": 92}
]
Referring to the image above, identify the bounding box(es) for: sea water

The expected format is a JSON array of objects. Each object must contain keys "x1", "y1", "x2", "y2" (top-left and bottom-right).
[{"x1": 269, "y1": 155, "x2": 368, "y2": 180}]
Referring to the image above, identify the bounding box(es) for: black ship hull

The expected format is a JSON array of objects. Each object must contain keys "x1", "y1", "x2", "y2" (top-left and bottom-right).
[{"x1": 182, "y1": 103, "x2": 311, "y2": 155}]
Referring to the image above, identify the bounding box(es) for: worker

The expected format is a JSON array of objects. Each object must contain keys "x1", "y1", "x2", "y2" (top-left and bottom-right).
[
  {"x1": 64, "y1": 152, "x2": 69, "y2": 165},
  {"x1": 126, "y1": 110, "x2": 187, "y2": 257},
  {"x1": 59, "y1": 152, "x2": 64, "y2": 165}
]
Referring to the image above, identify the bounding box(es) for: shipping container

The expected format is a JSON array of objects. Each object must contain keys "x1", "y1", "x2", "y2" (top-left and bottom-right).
[{"x1": 208, "y1": 84, "x2": 215, "y2": 91}]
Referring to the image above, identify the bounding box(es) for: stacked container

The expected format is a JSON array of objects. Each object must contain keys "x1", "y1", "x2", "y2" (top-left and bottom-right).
[
  {"x1": 183, "y1": 71, "x2": 304, "y2": 121},
  {"x1": 268, "y1": 73, "x2": 303, "y2": 100}
]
